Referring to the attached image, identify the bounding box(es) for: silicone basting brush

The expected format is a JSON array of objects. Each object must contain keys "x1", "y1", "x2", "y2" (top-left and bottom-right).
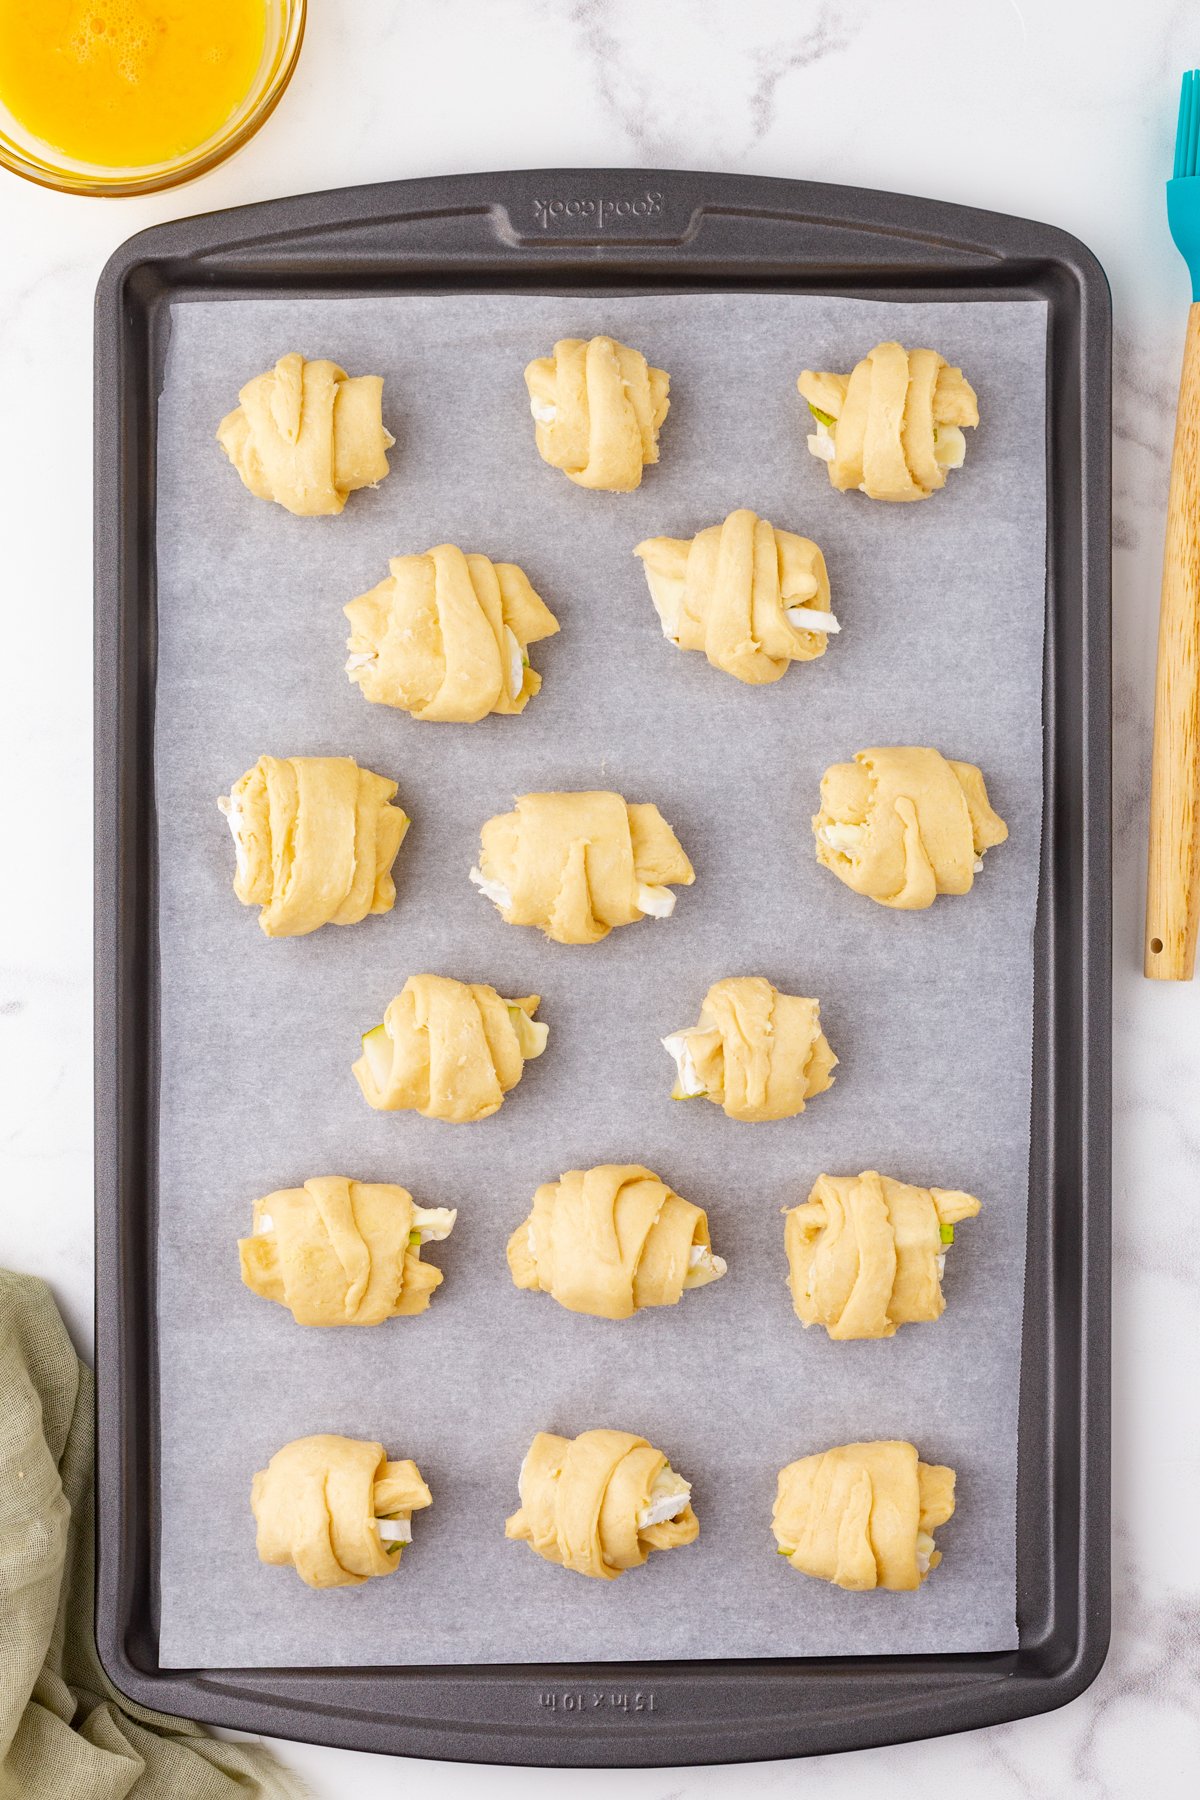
[{"x1": 1146, "y1": 69, "x2": 1200, "y2": 978}]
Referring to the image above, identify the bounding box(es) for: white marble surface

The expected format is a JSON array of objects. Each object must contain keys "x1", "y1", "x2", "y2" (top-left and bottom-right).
[{"x1": 0, "y1": 0, "x2": 1196, "y2": 1791}]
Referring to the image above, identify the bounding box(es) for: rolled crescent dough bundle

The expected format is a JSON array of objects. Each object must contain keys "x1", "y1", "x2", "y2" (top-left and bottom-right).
[
  {"x1": 773, "y1": 1441, "x2": 956, "y2": 1591},
  {"x1": 217, "y1": 755, "x2": 409, "y2": 938},
  {"x1": 798, "y1": 342, "x2": 979, "y2": 502},
  {"x1": 217, "y1": 353, "x2": 393, "y2": 515},
  {"x1": 506, "y1": 1428, "x2": 698, "y2": 1580},
  {"x1": 524, "y1": 335, "x2": 670, "y2": 490},
  {"x1": 507, "y1": 1164, "x2": 726, "y2": 1319},
  {"x1": 663, "y1": 977, "x2": 837, "y2": 1121},
  {"x1": 352, "y1": 974, "x2": 547, "y2": 1122},
  {"x1": 785, "y1": 1171, "x2": 981, "y2": 1339},
  {"x1": 634, "y1": 507, "x2": 838, "y2": 684},
  {"x1": 813, "y1": 746, "x2": 1008, "y2": 909},
  {"x1": 472, "y1": 790, "x2": 694, "y2": 945},
  {"x1": 344, "y1": 545, "x2": 559, "y2": 722},
  {"x1": 239, "y1": 1177, "x2": 457, "y2": 1326},
  {"x1": 252, "y1": 1434, "x2": 431, "y2": 1588}
]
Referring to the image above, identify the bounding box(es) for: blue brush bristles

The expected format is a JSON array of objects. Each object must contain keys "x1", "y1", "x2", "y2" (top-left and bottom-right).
[{"x1": 1173, "y1": 69, "x2": 1200, "y2": 179}]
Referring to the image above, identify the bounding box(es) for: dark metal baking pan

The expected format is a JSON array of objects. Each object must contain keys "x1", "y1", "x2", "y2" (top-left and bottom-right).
[{"x1": 94, "y1": 169, "x2": 1111, "y2": 1767}]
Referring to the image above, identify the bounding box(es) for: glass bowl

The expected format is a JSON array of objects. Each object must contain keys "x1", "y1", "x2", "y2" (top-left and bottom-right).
[{"x1": 0, "y1": 0, "x2": 305, "y2": 198}]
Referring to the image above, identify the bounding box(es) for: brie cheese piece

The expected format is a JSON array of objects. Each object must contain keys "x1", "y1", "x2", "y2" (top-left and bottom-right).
[{"x1": 636, "y1": 1467, "x2": 692, "y2": 1530}]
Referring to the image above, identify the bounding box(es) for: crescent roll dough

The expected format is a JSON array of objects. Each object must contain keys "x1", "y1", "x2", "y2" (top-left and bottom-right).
[
  {"x1": 352, "y1": 974, "x2": 548, "y2": 1122},
  {"x1": 217, "y1": 755, "x2": 410, "y2": 938},
  {"x1": 506, "y1": 1428, "x2": 698, "y2": 1580},
  {"x1": 217, "y1": 353, "x2": 393, "y2": 515},
  {"x1": 471, "y1": 790, "x2": 694, "y2": 945},
  {"x1": 238, "y1": 1177, "x2": 457, "y2": 1327},
  {"x1": 507, "y1": 1165, "x2": 726, "y2": 1319},
  {"x1": 814, "y1": 746, "x2": 1008, "y2": 909},
  {"x1": 344, "y1": 546, "x2": 560, "y2": 722},
  {"x1": 773, "y1": 1441, "x2": 956, "y2": 1591},
  {"x1": 524, "y1": 336, "x2": 670, "y2": 491},
  {"x1": 798, "y1": 342, "x2": 979, "y2": 502},
  {"x1": 252, "y1": 1434, "x2": 431, "y2": 1589},
  {"x1": 663, "y1": 977, "x2": 837, "y2": 1122},
  {"x1": 634, "y1": 508, "x2": 837, "y2": 684},
  {"x1": 785, "y1": 1171, "x2": 981, "y2": 1339}
]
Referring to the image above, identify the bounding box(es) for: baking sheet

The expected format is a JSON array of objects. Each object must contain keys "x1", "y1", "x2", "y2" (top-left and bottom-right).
[{"x1": 153, "y1": 291, "x2": 1046, "y2": 1668}]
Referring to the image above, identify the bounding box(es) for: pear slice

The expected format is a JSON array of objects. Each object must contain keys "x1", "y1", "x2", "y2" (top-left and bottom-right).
[
  {"x1": 507, "y1": 1005, "x2": 549, "y2": 1060},
  {"x1": 503, "y1": 626, "x2": 524, "y2": 699},
  {"x1": 360, "y1": 1023, "x2": 391, "y2": 1091}
]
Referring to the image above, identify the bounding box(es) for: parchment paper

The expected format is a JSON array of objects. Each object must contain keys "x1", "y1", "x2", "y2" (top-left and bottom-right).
[{"x1": 153, "y1": 292, "x2": 1046, "y2": 1667}]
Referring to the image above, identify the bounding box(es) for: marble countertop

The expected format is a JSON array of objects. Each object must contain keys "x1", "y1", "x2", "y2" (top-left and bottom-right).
[{"x1": 1, "y1": 0, "x2": 1196, "y2": 1792}]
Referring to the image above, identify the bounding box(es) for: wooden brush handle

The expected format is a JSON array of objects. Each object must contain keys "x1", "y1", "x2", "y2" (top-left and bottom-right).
[{"x1": 1146, "y1": 301, "x2": 1200, "y2": 978}]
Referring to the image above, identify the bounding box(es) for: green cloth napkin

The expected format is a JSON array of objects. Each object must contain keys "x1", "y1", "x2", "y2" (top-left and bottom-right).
[{"x1": 0, "y1": 1269, "x2": 308, "y2": 1800}]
